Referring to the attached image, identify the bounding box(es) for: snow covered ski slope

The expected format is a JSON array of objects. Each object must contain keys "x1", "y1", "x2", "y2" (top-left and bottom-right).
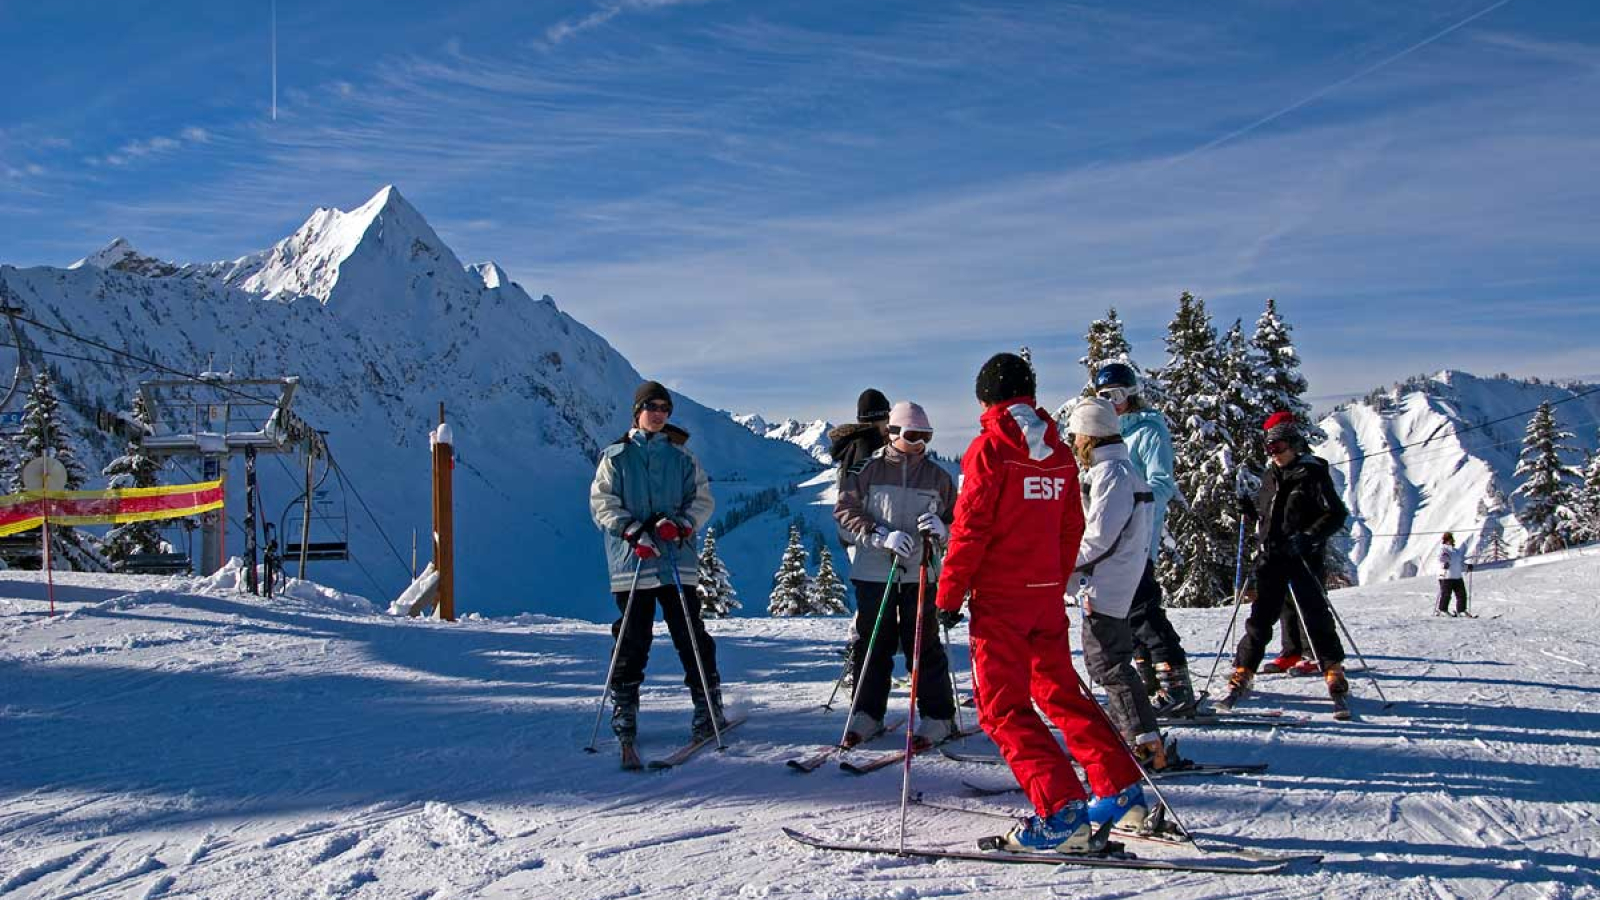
[{"x1": 3, "y1": 554, "x2": 1598, "y2": 898}]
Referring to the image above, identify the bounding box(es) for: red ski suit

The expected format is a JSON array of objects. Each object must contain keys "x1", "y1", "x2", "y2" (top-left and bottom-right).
[{"x1": 936, "y1": 399, "x2": 1141, "y2": 816}]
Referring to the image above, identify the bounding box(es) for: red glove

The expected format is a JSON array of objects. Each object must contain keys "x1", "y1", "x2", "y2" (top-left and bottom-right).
[
  {"x1": 653, "y1": 516, "x2": 694, "y2": 545},
  {"x1": 623, "y1": 521, "x2": 660, "y2": 559}
]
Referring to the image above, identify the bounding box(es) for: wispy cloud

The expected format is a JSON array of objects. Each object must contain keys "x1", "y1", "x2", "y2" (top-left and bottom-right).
[
  {"x1": 86, "y1": 126, "x2": 215, "y2": 167},
  {"x1": 541, "y1": 0, "x2": 715, "y2": 48}
]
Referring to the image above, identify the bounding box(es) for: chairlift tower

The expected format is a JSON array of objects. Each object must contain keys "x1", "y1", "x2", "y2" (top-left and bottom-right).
[{"x1": 137, "y1": 375, "x2": 306, "y2": 575}]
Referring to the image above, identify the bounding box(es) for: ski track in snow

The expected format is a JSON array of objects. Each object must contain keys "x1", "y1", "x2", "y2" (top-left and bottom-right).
[{"x1": 2, "y1": 564, "x2": 1598, "y2": 899}]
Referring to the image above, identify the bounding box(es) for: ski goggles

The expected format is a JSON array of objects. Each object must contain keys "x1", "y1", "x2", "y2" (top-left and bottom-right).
[
  {"x1": 1264, "y1": 438, "x2": 1292, "y2": 456},
  {"x1": 641, "y1": 401, "x2": 672, "y2": 414},
  {"x1": 1096, "y1": 386, "x2": 1132, "y2": 406},
  {"x1": 889, "y1": 428, "x2": 933, "y2": 446}
]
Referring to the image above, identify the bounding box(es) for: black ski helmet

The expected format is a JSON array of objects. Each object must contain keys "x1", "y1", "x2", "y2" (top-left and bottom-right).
[{"x1": 1094, "y1": 362, "x2": 1138, "y2": 391}]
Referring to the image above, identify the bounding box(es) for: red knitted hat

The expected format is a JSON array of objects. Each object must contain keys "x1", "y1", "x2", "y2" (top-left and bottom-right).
[{"x1": 1262, "y1": 411, "x2": 1296, "y2": 432}]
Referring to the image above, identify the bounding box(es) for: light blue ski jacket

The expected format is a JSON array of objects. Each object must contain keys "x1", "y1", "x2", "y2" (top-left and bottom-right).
[{"x1": 1119, "y1": 408, "x2": 1177, "y2": 563}]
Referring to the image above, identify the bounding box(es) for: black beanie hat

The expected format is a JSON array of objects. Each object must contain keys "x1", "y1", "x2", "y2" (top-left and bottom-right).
[
  {"x1": 856, "y1": 388, "x2": 891, "y2": 423},
  {"x1": 975, "y1": 353, "x2": 1036, "y2": 405},
  {"x1": 633, "y1": 380, "x2": 672, "y2": 417}
]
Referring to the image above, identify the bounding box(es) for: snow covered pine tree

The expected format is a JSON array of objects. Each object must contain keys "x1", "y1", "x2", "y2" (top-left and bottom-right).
[
  {"x1": 1574, "y1": 435, "x2": 1600, "y2": 545},
  {"x1": 807, "y1": 546, "x2": 848, "y2": 615},
  {"x1": 768, "y1": 525, "x2": 815, "y2": 616},
  {"x1": 1514, "y1": 401, "x2": 1584, "y2": 555},
  {"x1": 10, "y1": 371, "x2": 108, "y2": 571},
  {"x1": 1152, "y1": 293, "x2": 1236, "y2": 608},
  {"x1": 696, "y1": 527, "x2": 742, "y2": 618},
  {"x1": 101, "y1": 393, "x2": 165, "y2": 567}
]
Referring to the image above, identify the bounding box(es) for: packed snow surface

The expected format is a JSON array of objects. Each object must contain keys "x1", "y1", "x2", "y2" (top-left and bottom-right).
[{"x1": 3, "y1": 555, "x2": 1597, "y2": 898}]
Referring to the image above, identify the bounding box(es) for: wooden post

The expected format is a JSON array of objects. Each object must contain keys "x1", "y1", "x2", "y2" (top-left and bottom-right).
[{"x1": 432, "y1": 402, "x2": 455, "y2": 621}]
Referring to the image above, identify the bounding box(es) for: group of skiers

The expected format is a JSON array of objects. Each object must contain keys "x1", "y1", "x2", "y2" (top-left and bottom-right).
[{"x1": 586, "y1": 348, "x2": 1358, "y2": 854}]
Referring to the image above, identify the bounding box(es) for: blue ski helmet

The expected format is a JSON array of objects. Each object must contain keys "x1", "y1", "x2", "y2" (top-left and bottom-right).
[{"x1": 1093, "y1": 362, "x2": 1138, "y2": 391}]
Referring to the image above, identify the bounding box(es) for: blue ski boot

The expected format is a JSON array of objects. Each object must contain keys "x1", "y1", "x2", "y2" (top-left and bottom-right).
[
  {"x1": 999, "y1": 800, "x2": 1104, "y2": 854},
  {"x1": 1088, "y1": 782, "x2": 1149, "y2": 832}
]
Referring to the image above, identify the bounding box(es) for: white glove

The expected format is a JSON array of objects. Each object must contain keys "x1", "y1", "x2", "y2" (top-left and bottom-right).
[
  {"x1": 863, "y1": 526, "x2": 890, "y2": 550},
  {"x1": 917, "y1": 513, "x2": 948, "y2": 541},
  {"x1": 883, "y1": 530, "x2": 916, "y2": 560}
]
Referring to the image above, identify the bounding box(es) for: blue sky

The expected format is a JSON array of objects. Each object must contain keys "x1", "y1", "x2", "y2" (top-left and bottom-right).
[{"x1": 3, "y1": 0, "x2": 1597, "y2": 451}]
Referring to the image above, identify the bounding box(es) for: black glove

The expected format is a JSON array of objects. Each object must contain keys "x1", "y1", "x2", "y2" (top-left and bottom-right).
[
  {"x1": 1237, "y1": 495, "x2": 1256, "y2": 520},
  {"x1": 1284, "y1": 532, "x2": 1314, "y2": 559},
  {"x1": 937, "y1": 609, "x2": 965, "y2": 630}
]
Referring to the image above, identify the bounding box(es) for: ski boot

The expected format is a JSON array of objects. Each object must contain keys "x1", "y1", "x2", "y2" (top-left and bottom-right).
[
  {"x1": 1134, "y1": 656, "x2": 1160, "y2": 697},
  {"x1": 1215, "y1": 667, "x2": 1254, "y2": 711},
  {"x1": 1289, "y1": 658, "x2": 1321, "y2": 677},
  {"x1": 1153, "y1": 662, "x2": 1197, "y2": 717},
  {"x1": 844, "y1": 710, "x2": 884, "y2": 746},
  {"x1": 912, "y1": 717, "x2": 958, "y2": 750},
  {"x1": 690, "y1": 678, "x2": 728, "y2": 742},
  {"x1": 1322, "y1": 662, "x2": 1349, "y2": 696},
  {"x1": 611, "y1": 681, "x2": 641, "y2": 743},
  {"x1": 1000, "y1": 800, "x2": 1105, "y2": 854},
  {"x1": 1088, "y1": 781, "x2": 1149, "y2": 832},
  {"x1": 1323, "y1": 662, "x2": 1352, "y2": 720},
  {"x1": 1134, "y1": 733, "x2": 1188, "y2": 773},
  {"x1": 1259, "y1": 653, "x2": 1301, "y2": 675}
]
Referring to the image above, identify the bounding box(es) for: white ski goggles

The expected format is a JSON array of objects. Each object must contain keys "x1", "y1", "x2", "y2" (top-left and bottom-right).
[{"x1": 1096, "y1": 386, "x2": 1132, "y2": 407}]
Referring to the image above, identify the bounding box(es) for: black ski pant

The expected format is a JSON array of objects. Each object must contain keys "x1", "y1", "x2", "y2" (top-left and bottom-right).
[
  {"x1": 1233, "y1": 553, "x2": 1345, "y2": 671},
  {"x1": 1437, "y1": 579, "x2": 1468, "y2": 615},
  {"x1": 1082, "y1": 611, "x2": 1161, "y2": 744},
  {"x1": 850, "y1": 579, "x2": 956, "y2": 722},
  {"x1": 610, "y1": 584, "x2": 719, "y2": 696},
  {"x1": 1128, "y1": 559, "x2": 1188, "y2": 668}
]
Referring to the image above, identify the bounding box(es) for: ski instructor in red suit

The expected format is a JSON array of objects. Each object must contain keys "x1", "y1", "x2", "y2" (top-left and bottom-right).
[{"x1": 936, "y1": 352, "x2": 1145, "y2": 854}]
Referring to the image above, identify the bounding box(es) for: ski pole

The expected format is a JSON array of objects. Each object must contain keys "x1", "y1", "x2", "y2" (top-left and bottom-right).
[
  {"x1": 898, "y1": 535, "x2": 932, "y2": 854},
  {"x1": 585, "y1": 555, "x2": 644, "y2": 753},
  {"x1": 1296, "y1": 557, "x2": 1391, "y2": 707},
  {"x1": 819, "y1": 615, "x2": 860, "y2": 711},
  {"x1": 835, "y1": 558, "x2": 902, "y2": 749},
  {"x1": 1072, "y1": 675, "x2": 1194, "y2": 841},
  {"x1": 943, "y1": 622, "x2": 964, "y2": 732},
  {"x1": 1203, "y1": 472, "x2": 1252, "y2": 701},
  {"x1": 663, "y1": 542, "x2": 726, "y2": 750}
]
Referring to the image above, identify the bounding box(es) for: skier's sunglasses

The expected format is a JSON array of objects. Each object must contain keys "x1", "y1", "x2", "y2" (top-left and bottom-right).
[
  {"x1": 890, "y1": 428, "x2": 933, "y2": 445},
  {"x1": 642, "y1": 401, "x2": 672, "y2": 414},
  {"x1": 1264, "y1": 438, "x2": 1292, "y2": 456}
]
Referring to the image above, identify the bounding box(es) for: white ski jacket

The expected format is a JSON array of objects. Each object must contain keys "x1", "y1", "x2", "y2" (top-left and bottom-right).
[
  {"x1": 1071, "y1": 443, "x2": 1154, "y2": 619},
  {"x1": 1438, "y1": 544, "x2": 1466, "y2": 580}
]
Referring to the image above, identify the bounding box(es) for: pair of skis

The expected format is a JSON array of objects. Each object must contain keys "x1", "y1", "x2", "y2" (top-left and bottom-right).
[
  {"x1": 620, "y1": 716, "x2": 748, "y2": 771},
  {"x1": 785, "y1": 716, "x2": 906, "y2": 773},
  {"x1": 785, "y1": 722, "x2": 984, "y2": 775},
  {"x1": 907, "y1": 794, "x2": 1322, "y2": 866},
  {"x1": 783, "y1": 825, "x2": 1310, "y2": 875}
]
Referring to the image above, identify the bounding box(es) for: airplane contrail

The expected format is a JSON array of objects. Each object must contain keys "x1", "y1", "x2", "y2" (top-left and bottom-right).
[{"x1": 1164, "y1": 0, "x2": 1515, "y2": 169}]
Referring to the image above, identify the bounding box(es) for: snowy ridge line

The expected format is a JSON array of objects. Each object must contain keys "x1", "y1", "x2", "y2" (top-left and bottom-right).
[{"x1": 1325, "y1": 381, "x2": 1600, "y2": 470}]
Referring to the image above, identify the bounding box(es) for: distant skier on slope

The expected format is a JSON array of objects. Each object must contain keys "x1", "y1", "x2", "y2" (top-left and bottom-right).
[
  {"x1": 591, "y1": 381, "x2": 725, "y2": 746},
  {"x1": 834, "y1": 401, "x2": 959, "y2": 747},
  {"x1": 1220, "y1": 412, "x2": 1352, "y2": 713},
  {"x1": 1063, "y1": 397, "x2": 1182, "y2": 770},
  {"x1": 936, "y1": 353, "x2": 1146, "y2": 854},
  {"x1": 1436, "y1": 532, "x2": 1473, "y2": 616},
  {"x1": 1091, "y1": 362, "x2": 1198, "y2": 713}
]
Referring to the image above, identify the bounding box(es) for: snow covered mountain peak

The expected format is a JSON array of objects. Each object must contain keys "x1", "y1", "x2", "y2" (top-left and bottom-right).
[
  {"x1": 68, "y1": 237, "x2": 178, "y2": 277},
  {"x1": 471, "y1": 261, "x2": 512, "y2": 290},
  {"x1": 229, "y1": 184, "x2": 477, "y2": 316},
  {"x1": 734, "y1": 413, "x2": 834, "y2": 464}
]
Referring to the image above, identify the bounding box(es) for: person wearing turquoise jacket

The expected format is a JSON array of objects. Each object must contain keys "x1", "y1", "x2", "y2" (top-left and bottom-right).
[{"x1": 1092, "y1": 363, "x2": 1196, "y2": 715}]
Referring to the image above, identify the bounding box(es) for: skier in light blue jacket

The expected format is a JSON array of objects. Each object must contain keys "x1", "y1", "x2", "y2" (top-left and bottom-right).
[{"x1": 1093, "y1": 363, "x2": 1196, "y2": 715}]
